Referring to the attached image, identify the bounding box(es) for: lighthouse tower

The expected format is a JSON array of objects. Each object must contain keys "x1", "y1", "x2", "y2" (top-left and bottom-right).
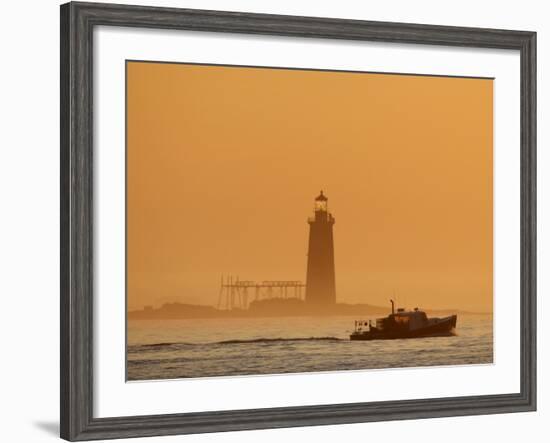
[{"x1": 305, "y1": 191, "x2": 336, "y2": 308}]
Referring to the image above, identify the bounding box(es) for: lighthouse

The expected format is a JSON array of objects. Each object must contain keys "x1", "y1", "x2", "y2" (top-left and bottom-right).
[{"x1": 305, "y1": 191, "x2": 336, "y2": 308}]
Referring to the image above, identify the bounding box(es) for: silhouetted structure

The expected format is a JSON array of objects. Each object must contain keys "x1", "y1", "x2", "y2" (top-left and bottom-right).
[
  {"x1": 305, "y1": 191, "x2": 336, "y2": 308},
  {"x1": 217, "y1": 276, "x2": 305, "y2": 310}
]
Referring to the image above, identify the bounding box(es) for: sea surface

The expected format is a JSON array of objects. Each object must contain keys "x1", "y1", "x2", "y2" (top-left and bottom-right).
[{"x1": 127, "y1": 314, "x2": 493, "y2": 381}]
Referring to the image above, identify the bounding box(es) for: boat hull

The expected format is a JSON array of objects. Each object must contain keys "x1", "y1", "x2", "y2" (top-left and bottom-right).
[{"x1": 350, "y1": 315, "x2": 457, "y2": 341}]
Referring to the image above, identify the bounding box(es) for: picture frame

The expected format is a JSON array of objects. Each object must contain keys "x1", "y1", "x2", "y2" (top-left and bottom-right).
[{"x1": 60, "y1": 1, "x2": 536, "y2": 441}]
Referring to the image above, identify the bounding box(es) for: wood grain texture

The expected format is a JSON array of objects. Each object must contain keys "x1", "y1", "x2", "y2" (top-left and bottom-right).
[{"x1": 60, "y1": 2, "x2": 537, "y2": 441}]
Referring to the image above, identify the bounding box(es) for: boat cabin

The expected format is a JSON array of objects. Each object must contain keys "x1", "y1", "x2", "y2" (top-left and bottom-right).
[
  {"x1": 385, "y1": 308, "x2": 428, "y2": 331},
  {"x1": 354, "y1": 307, "x2": 428, "y2": 333}
]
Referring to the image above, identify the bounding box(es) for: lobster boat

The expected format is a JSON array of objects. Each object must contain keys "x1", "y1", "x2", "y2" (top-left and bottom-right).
[{"x1": 350, "y1": 300, "x2": 457, "y2": 341}]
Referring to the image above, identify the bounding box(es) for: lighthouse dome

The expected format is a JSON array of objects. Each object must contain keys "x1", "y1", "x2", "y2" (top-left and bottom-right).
[{"x1": 315, "y1": 191, "x2": 328, "y2": 202}]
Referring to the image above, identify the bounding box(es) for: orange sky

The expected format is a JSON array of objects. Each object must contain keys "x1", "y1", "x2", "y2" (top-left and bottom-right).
[{"x1": 127, "y1": 61, "x2": 493, "y2": 312}]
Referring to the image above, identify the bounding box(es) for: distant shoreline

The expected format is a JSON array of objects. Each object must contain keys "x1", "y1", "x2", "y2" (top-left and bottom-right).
[{"x1": 128, "y1": 299, "x2": 490, "y2": 320}]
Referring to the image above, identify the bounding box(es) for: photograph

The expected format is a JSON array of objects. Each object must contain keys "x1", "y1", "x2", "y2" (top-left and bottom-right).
[
  {"x1": 126, "y1": 61, "x2": 494, "y2": 381},
  {"x1": 0, "y1": 0, "x2": 541, "y2": 442}
]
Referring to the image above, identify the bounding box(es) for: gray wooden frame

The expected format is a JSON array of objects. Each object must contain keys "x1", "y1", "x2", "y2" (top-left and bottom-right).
[{"x1": 60, "y1": 1, "x2": 537, "y2": 441}]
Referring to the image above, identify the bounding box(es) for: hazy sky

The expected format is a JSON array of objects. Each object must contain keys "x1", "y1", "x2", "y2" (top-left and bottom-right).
[{"x1": 127, "y1": 61, "x2": 493, "y2": 312}]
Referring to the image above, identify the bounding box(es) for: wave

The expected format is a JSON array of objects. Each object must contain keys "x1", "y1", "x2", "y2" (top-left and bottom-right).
[
  {"x1": 132, "y1": 336, "x2": 343, "y2": 349},
  {"x1": 217, "y1": 336, "x2": 342, "y2": 344}
]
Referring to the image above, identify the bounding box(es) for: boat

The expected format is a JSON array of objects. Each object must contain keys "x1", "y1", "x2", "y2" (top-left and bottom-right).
[{"x1": 350, "y1": 300, "x2": 457, "y2": 341}]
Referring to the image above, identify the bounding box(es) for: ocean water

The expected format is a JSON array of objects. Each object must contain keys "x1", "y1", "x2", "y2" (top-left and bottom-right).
[{"x1": 127, "y1": 314, "x2": 493, "y2": 381}]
